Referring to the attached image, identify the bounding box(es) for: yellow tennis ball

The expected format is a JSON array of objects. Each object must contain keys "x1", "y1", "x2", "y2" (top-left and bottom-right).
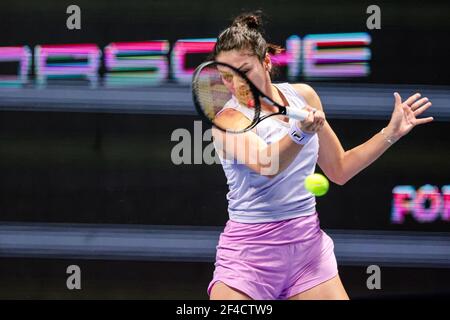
[{"x1": 304, "y1": 173, "x2": 329, "y2": 196}]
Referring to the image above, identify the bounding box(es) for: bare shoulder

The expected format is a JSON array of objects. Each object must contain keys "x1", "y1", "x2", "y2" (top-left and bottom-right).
[
  {"x1": 290, "y1": 83, "x2": 323, "y2": 110},
  {"x1": 290, "y1": 83, "x2": 317, "y2": 98}
]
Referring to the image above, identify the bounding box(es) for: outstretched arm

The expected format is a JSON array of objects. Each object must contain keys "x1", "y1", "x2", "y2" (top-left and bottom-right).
[{"x1": 292, "y1": 84, "x2": 433, "y2": 185}]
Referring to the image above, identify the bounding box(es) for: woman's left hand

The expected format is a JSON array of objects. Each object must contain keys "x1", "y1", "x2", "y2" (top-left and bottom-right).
[{"x1": 385, "y1": 92, "x2": 434, "y2": 141}]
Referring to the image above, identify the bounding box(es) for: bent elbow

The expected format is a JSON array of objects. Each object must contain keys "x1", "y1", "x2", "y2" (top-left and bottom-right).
[
  {"x1": 332, "y1": 178, "x2": 346, "y2": 186},
  {"x1": 325, "y1": 167, "x2": 348, "y2": 186},
  {"x1": 330, "y1": 173, "x2": 348, "y2": 186}
]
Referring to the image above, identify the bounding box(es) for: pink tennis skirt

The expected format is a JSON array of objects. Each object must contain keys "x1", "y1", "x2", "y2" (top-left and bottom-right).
[{"x1": 207, "y1": 212, "x2": 338, "y2": 300}]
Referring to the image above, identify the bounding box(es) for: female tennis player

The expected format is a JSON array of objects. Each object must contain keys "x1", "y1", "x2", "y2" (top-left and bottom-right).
[{"x1": 207, "y1": 12, "x2": 434, "y2": 300}]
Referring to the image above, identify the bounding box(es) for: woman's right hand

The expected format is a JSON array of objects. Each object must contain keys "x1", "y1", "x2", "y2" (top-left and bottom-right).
[{"x1": 298, "y1": 106, "x2": 325, "y2": 134}]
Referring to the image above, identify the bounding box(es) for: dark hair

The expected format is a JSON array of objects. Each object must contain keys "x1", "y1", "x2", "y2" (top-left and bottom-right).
[{"x1": 212, "y1": 11, "x2": 284, "y2": 66}]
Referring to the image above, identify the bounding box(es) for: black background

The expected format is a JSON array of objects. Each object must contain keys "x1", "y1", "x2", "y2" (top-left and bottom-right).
[
  {"x1": 0, "y1": 0, "x2": 449, "y2": 85},
  {"x1": 0, "y1": 0, "x2": 449, "y2": 300},
  {"x1": 0, "y1": 111, "x2": 448, "y2": 231},
  {"x1": 0, "y1": 0, "x2": 449, "y2": 231}
]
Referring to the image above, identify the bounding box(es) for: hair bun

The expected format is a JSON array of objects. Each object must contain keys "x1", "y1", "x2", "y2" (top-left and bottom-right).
[{"x1": 232, "y1": 12, "x2": 263, "y2": 31}]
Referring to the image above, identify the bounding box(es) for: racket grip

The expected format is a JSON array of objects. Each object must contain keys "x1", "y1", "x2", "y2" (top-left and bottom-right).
[{"x1": 285, "y1": 107, "x2": 309, "y2": 121}]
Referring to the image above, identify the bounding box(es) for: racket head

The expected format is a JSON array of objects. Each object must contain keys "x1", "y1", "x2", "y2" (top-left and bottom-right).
[{"x1": 192, "y1": 61, "x2": 261, "y2": 133}]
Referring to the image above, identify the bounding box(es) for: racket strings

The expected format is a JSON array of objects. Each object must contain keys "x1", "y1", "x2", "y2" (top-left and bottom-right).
[
  {"x1": 193, "y1": 63, "x2": 259, "y2": 132},
  {"x1": 194, "y1": 69, "x2": 233, "y2": 121}
]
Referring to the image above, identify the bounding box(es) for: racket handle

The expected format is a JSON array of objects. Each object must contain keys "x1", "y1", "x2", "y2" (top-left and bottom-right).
[{"x1": 285, "y1": 107, "x2": 309, "y2": 121}]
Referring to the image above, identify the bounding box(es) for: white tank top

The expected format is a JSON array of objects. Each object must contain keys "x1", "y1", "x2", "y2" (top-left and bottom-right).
[{"x1": 214, "y1": 82, "x2": 319, "y2": 223}]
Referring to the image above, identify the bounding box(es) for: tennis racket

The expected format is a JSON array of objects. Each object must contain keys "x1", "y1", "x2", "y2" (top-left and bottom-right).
[{"x1": 192, "y1": 61, "x2": 310, "y2": 133}]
